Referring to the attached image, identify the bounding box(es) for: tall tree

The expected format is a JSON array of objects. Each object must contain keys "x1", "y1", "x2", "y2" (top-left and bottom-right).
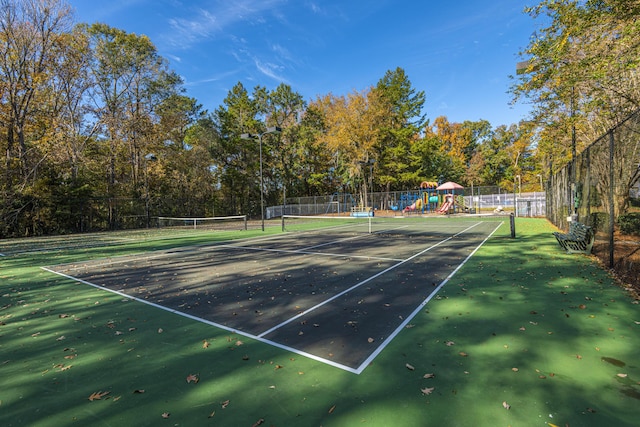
[
  {"x1": 85, "y1": 23, "x2": 178, "y2": 227},
  {"x1": 373, "y1": 67, "x2": 426, "y2": 192},
  {"x1": 253, "y1": 83, "x2": 306, "y2": 205},
  {"x1": 212, "y1": 82, "x2": 261, "y2": 215},
  {"x1": 512, "y1": 0, "x2": 640, "y2": 216},
  {"x1": 0, "y1": 0, "x2": 72, "y2": 180}
]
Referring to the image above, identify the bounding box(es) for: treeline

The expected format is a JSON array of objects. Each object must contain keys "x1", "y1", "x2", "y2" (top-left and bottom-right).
[
  {"x1": 2, "y1": 0, "x2": 639, "y2": 237},
  {"x1": 0, "y1": 0, "x2": 538, "y2": 237}
]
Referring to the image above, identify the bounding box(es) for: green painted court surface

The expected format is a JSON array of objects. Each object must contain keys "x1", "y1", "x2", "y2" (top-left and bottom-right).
[{"x1": 1, "y1": 217, "x2": 639, "y2": 426}]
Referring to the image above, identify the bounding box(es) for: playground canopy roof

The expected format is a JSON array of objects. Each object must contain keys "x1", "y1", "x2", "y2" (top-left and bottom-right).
[{"x1": 436, "y1": 181, "x2": 464, "y2": 191}]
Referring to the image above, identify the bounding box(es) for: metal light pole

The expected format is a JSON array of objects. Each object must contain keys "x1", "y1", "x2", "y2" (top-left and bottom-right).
[
  {"x1": 241, "y1": 126, "x2": 282, "y2": 231},
  {"x1": 144, "y1": 153, "x2": 157, "y2": 228}
]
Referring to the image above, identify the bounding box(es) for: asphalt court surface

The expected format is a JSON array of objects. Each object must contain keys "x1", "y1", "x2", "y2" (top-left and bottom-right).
[{"x1": 44, "y1": 220, "x2": 503, "y2": 372}]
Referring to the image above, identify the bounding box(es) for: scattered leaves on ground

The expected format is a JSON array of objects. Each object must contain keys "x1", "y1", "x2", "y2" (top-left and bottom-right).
[
  {"x1": 423, "y1": 373, "x2": 435, "y2": 379},
  {"x1": 202, "y1": 340, "x2": 210, "y2": 349},
  {"x1": 221, "y1": 400, "x2": 230, "y2": 409},
  {"x1": 186, "y1": 374, "x2": 199, "y2": 383},
  {"x1": 421, "y1": 387, "x2": 435, "y2": 395},
  {"x1": 88, "y1": 391, "x2": 110, "y2": 401},
  {"x1": 161, "y1": 412, "x2": 170, "y2": 418},
  {"x1": 406, "y1": 363, "x2": 415, "y2": 371},
  {"x1": 502, "y1": 401, "x2": 511, "y2": 410},
  {"x1": 328, "y1": 404, "x2": 336, "y2": 414}
]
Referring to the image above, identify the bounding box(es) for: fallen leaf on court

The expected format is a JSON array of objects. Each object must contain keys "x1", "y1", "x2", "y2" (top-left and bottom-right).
[
  {"x1": 367, "y1": 337, "x2": 374, "y2": 343},
  {"x1": 519, "y1": 326, "x2": 526, "y2": 331},
  {"x1": 459, "y1": 352, "x2": 468, "y2": 357},
  {"x1": 274, "y1": 364, "x2": 284, "y2": 370},
  {"x1": 421, "y1": 387, "x2": 435, "y2": 395},
  {"x1": 547, "y1": 423, "x2": 560, "y2": 427},
  {"x1": 235, "y1": 340, "x2": 244, "y2": 346},
  {"x1": 406, "y1": 363, "x2": 415, "y2": 370},
  {"x1": 445, "y1": 341, "x2": 455, "y2": 346},
  {"x1": 252, "y1": 419, "x2": 264, "y2": 427},
  {"x1": 186, "y1": 374, "x2": 199, "y2": 383},
  {"x1": 157, "y1": 328, "x2": 163, "y2": 333},
  {"x1": 423, "y1": 373, "x2": 435, "y2": 379},
  {"x1": 221, "y1": 400, "x2": 230, "y2": 409},
  {"x1": 56, "y1": 335, "x2": 66, "y2": 341},
  {"x1": 512, "y1": 367, "x2": 519, "y2": 372},
  {"x1": 328, "y1": 404, "x2": 336, "y2": 414},
  {"x1": 617, "y1": 373, "x2": 628, "y2": 378},
  {"x1": 502, "y1": 401, "x2": 511, "y2": 410},
  {"x1": 208, "y1": 411, "x2": 215, "y2": 418},
  {"x1": 202, "y1": 340, "x2": 210, "y2": 349},
  {"x1": 133, "y1": 389, "x2": 145, "y2": 394},
  {"x1": 161, "y1": 412, "x2": 170, "y2": 418},
  {"x1": 88, "y1": 391, "x2": 109, "y2": 401}
]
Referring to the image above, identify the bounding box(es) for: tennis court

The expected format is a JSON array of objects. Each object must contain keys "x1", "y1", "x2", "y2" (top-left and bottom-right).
[{"x1": 42, "y1": 215, "x2": 506, "y2": 373}]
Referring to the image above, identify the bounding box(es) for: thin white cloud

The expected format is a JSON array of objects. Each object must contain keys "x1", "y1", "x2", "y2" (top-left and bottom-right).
[
  {"x1": 254, "y1": 59, "x2": 289, "y2": 84},
  {"x1": 163, "y1": 0, "x2": 286, "y2": 49},
  {"x1": 184, "y1": 69, "x2": 241, "y2": 86}
]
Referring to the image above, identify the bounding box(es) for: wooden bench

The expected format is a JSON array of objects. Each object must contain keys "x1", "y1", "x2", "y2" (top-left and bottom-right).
[{"x1": 553, "y1": 221, "x2": 594, "y2": 254}]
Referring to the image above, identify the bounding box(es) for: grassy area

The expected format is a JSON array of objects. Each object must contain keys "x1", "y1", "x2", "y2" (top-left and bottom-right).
[{"x1": 1, "y1": 218, "x2": 639, "y2": 426}]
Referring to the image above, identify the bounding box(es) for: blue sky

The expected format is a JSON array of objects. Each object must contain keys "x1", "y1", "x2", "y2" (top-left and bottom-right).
[{"x1": 69, "y1": 0, "x2": 542, "y2": 127}]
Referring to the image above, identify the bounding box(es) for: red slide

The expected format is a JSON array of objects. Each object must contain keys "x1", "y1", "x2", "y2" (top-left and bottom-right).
[{"x1": 438, "y1": 201, "x2": 452, "y2": 213}]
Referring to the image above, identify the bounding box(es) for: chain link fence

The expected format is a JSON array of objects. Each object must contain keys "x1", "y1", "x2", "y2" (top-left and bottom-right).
[
  {"x1": 267, "y1": 187, "x2": 546, "y2": 218},
  {"x1": 546, "y1": 108, "x2": 640, "y2": 268}
]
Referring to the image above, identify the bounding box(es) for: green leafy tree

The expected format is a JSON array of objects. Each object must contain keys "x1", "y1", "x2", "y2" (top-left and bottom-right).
[{"x1": 373, "y1": 67, "x2": 426, "y2": 193}]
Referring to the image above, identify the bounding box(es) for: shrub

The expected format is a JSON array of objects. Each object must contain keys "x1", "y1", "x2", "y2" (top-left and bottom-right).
[{"x1": 617, "y1": 212, "x2": 640, "y2": 235}]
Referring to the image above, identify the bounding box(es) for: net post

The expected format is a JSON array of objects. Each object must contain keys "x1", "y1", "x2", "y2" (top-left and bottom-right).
[
  {"x1": 368, "y1": 215, "x2": 372, "y2": 234},
  {"x1": 244, "y1": 215, "x2": 248, "y2": 230},
  {"x1": 282, "y1": 214, "x2": 285, "y2": 232},
  {"x1": 509, "y1": 212, "x2": 516, "y2": 238}
]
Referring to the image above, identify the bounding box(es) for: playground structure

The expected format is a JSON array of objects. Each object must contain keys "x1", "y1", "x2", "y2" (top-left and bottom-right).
[
  {"x1": 394, "y1": 181, "x2": 471, "y2": 215},
  {"x1": 325, "y1": 183, "x2": 469, "y2": 217}
]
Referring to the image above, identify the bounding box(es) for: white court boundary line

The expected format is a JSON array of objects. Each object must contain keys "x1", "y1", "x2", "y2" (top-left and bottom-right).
[{"x1": 40, "y1": 220, "x2": 503, "y2": 374}]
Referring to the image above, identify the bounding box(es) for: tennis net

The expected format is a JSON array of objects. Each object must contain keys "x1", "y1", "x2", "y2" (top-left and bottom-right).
[
  {"x1": 156, "y1": 215, "x2": 247, "y2": 231},
  {"x1": 281, "y1": 213, "x2": 512, "y2": 238}
]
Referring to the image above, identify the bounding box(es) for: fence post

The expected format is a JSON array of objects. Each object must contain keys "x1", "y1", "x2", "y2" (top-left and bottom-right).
[{"x1": 510, "y1": 212, "x2": 516, "y2": 238}]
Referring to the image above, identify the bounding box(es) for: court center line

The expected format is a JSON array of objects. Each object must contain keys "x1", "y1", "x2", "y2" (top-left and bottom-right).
[{"x1": 256, "y1": 221, "x2": 484, "y2": 338}]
